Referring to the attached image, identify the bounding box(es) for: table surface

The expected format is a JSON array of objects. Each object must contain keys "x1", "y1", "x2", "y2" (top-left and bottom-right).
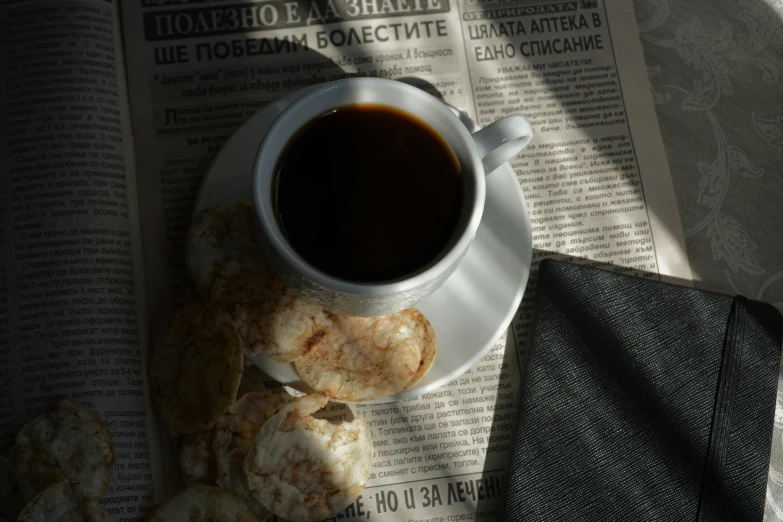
[{"x1": 633, "y1": 0, "x2": 783, "y2": 517}]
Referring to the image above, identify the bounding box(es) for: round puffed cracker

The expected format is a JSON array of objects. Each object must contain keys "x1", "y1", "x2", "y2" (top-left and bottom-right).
[
  {"x1": 404, "y1": 309, "x2": 437, "y2": 389},
  {"x1": 293, "y1": 309, "x2": 428, "y2": 401},
  {"x1": 9, "y1": 399, "x2": 114, "y2": 513},
  {"x1": 178, "y1": 364, "x2": 270, "y2": 485},
  {"x1": 147, "y1": 485, "x2": 263, "y2": 522},
  {"x1": 179, "y1": 429, "x2": 216, "y2": 485},
  {"x1": 17, "y1": 481, "x2": 112, "y2": 522},
  {"x1": 211, "y1": 262, "x2": 331, "y2": 362},
  {"x1": 186, "y1": 200, "x2": 266, "y2": 296},
  {"x1": 213, "y1": 389, "x2": 293, "y2": 513},
  {"x1": 150, "y1": 303, "x2": 244, "y2": 433},
  {"x1": 244, "y1": 394, "x2": 372, "y2": 522}
]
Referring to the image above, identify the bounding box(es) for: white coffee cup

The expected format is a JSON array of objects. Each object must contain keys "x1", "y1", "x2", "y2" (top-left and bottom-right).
[{"x1": 252, "y1": 78, "x2": 532, "y2": 316}]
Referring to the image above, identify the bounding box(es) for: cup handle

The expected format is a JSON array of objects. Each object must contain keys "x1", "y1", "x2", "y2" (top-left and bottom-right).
[{"x1": 471, "y1": 115, "x2": 533, "y2": 175}]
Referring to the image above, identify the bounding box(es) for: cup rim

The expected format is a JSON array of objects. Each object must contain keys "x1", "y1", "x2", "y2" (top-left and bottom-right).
[{"x1": 251, "y1": 77, "x2": 486, "y2": 296}]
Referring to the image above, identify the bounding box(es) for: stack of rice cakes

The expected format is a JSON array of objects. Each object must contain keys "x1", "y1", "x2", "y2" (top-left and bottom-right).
[{"x1": 147, "y1": 201, "x2": 438, "y2": 521}]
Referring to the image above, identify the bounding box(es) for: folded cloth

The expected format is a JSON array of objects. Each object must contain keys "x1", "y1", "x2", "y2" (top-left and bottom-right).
[{"x1": 503, "y1": 259, "x2": 783, "y2": 522}]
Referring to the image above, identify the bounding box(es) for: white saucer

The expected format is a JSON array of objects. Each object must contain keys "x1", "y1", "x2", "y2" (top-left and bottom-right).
[{"x1": 195, "y1": 88, "x2": 532, "y2": 404}]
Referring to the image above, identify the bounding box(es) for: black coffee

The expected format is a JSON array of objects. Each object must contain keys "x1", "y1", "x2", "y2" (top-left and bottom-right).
[{"x1": 273, "y1": 104, "x2": 463, "y2": 282}]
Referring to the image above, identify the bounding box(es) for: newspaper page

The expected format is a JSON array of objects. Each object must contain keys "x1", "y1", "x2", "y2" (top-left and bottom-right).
[
  {"x1": 119, "y1": 0, "x2": 692, "y2": 520},
  {"x1": 0, "y1": 0, "x2": 160, "y2": 519}
]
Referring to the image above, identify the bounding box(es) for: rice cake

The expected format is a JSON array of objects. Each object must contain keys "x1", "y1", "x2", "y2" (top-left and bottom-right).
[
  {"x1": 179, "y1": 429, "x2": 216, "y2": 485},
  {"x1": 293, "y1": 309, "x2": 429, "y2": 401},
  {"x1": 244, "y1": 394, "x2": 372, "y2": 522},
  {"x1": 404, "y1": 309, "x2": 437, "y2": 389},
  {"x1": 150, "y1": 303, "x2": 244, "y2": 433},
  {"x1": 9, "y1": 400, "x2": 114, "y2": 515},
  {"x1": 186, "y1": 200, "x2": 266, "y2": 296},
  {"x1": 211, "y1": 262, "x2": 331, "y2": 363},
  {"x1": 178, "y1": 364, "x2": 272, "y2": 485},
  {"x1": 213, "y1": 389, "x2": 292, "y2": 514}
]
